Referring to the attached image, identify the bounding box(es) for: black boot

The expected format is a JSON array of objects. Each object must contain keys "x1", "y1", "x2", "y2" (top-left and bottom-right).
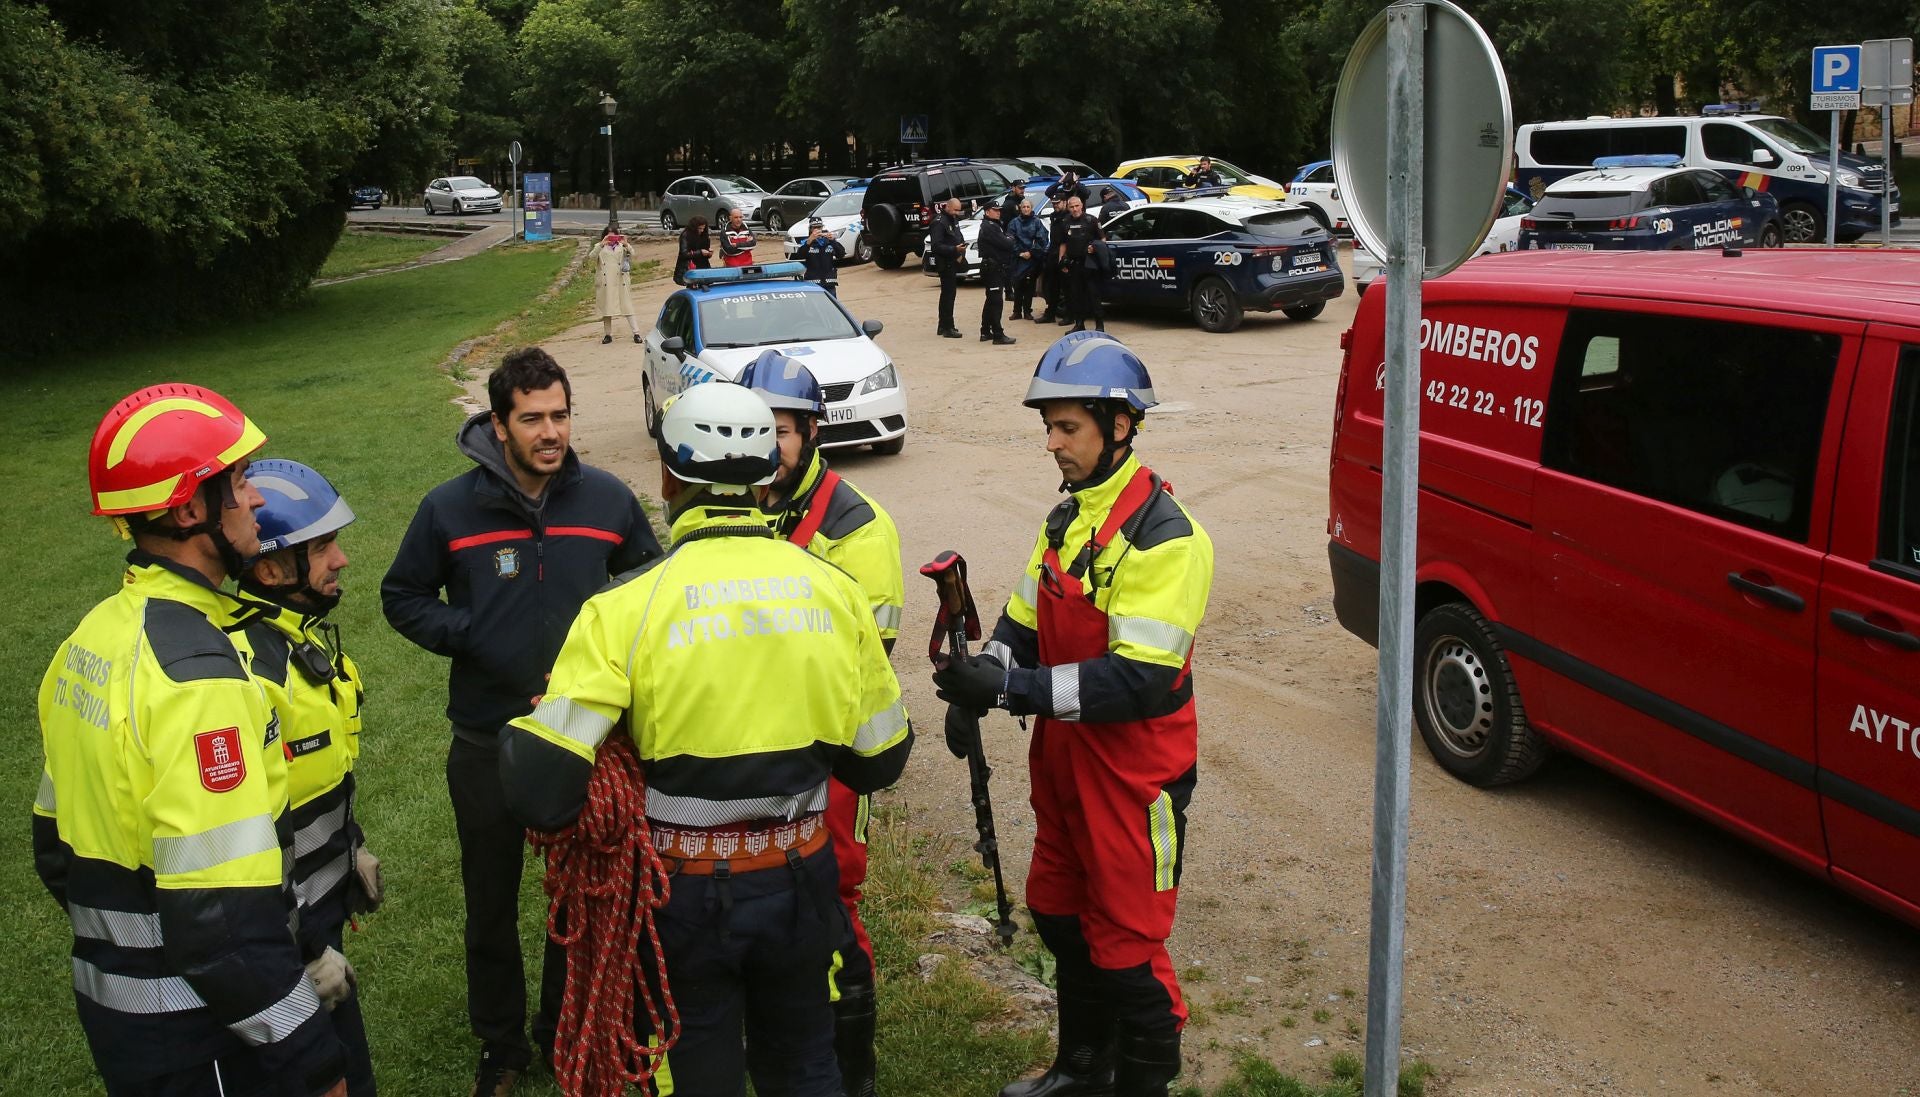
[
  {"x1": 998, "y1": 995, "x2": 1116, "y2": 1097},
  {"x1": 1113, "y1": 1033, "x2": 1180, "y2": 1097},
  {"x1": 834, "y1": 987, "x2": 878, "y2": 1097}
]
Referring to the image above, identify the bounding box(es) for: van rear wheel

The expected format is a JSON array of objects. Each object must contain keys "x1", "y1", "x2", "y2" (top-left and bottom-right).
[{"x1": 1413, "y1": 602, "x2": 1546, "y2": 787}]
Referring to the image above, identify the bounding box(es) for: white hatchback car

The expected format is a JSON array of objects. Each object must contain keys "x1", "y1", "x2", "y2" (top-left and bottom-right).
[
  {"x1": 423, "y1": 176, "x2": 503, "y2": 215},
  {"x1": 1351, "y1": 186, "x2": 1534, "y2": 290},
  {"x1": 641, "y1": 263, "x2": 907, "y2": 455},
  {"x1": 782, "y1": 187, "x2": 872, "y2": 264}
]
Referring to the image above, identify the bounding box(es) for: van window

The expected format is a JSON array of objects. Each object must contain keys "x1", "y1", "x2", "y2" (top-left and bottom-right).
[
  {"x1": 1530, "y1": 125, "x2": 1687, "y2": 167},
  {"x1": 1702, "y1": 122, "x2": 1766, "y2": 165},
  {"x1": 1879, "y1": 349, "x2": 1920, "y2": 576},
  {"x1": 1541, "y1": 310, "x2": 1839, "y2": 541}
]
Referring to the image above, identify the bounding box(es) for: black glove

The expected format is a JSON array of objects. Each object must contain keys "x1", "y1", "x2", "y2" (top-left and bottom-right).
[
  {"x1": 943, "y1": 703, "x2": 982, "y2": 760},
  {"x1": 932, "y1": 652, "x2": 1005, "y2": 712}
]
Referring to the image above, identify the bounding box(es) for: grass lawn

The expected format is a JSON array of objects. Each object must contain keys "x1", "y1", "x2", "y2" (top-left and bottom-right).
[{"x1": 316, "y1": 230, "x2": 453, "y2": 280}]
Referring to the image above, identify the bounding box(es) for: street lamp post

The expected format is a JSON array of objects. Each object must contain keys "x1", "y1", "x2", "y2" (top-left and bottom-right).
[{"x1": 600, "y1": 92, "x2": 619, "y2": 233}]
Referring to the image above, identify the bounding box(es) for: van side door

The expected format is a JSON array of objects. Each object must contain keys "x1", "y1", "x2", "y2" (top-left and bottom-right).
[
  {"x1": 1528, "y1": 303, "x2": 1860, "y2": 869},
  {"x1": 1815, "y1": 329, "x2": 1920, "y2": 919}
]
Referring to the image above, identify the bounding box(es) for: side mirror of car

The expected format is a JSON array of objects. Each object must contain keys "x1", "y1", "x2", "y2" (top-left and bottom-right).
[
  {"x1": 662, "y1": 336, "x2": 685, "y2": 356},
  {"x1": 861, "y1": 319, "x2": 884, "y2": 339},
  {"x1": 700, "y1": 188, "x2": 714, "y2": 199},
  {"x1": 1751, "y1": 148, "x2": 1775, "y2": 165},
  {"x1": 1741, "y1": 185, "x2": 1758, "y2": 200}
]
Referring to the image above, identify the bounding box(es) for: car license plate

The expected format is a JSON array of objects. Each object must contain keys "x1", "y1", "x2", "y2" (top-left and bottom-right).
[
  {"x1": 1549, "y1": 243, "x2": 1594, "y2": 251},
  {"x1": 1289, "y1": 252, "x2": 1322, "y2": 267},
  {"x1": 826, "y1": 406, "x2": 857, "y2": 424}
]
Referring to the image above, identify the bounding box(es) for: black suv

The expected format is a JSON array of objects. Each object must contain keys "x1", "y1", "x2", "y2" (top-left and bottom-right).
[{"x1": 859, "y1": 159, "x2": 1021, "y2": 269}]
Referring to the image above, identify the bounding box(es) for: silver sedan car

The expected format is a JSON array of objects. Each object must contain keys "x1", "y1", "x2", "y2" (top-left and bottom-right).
[
  {"x1": 423, "y1": 176, "x2": 502, "y2": 215},
  {"x1": 759, "y1": 175, "x2": 857, "y2": 232},
  {"x1": 658, "y1": 174, "x2": 771, "y2": 231}
]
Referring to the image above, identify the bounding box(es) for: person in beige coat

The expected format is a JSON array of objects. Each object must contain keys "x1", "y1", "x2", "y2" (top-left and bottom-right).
[{"x1": 595, "y1": 229, "x2": 641, "y2": 344}]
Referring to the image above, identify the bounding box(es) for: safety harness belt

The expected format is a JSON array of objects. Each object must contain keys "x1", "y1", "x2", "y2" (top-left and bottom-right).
[{"x1": 786, "y1": 469, "x2": 842, "y2": 549}]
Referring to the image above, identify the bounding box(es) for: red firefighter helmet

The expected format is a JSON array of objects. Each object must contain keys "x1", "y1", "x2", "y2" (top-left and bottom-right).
[{"x1": 89, "y1": 383, "x2": 266, "y2": 516}]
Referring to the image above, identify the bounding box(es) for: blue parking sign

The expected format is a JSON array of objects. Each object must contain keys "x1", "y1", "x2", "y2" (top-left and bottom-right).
[{"x1": 1812, "y1": 45, "x2": 1862, "y2": 93}]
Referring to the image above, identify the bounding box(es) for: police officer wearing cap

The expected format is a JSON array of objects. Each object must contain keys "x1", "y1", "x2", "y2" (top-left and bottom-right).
[
  {"x1": 978, "y1": 201, "x2": 1020, "y2": 346},
  {"x1": 798, "y1": 216, "x2": 846, "y2": 296},
  {"x1": 999, "y1": 177, "x2": 1030, "y2": 222},
  {"x1": 240, "y1": 460, "x2": 379, "y2": 1096},
  {"x1": 36, "y1": 384, "x2": 348, "y2": 1096},
  {"x1": 740, "y1": 351, "x2": 904, "y2": 1097},
  {"x1": 934, "y1": 333, "x2": 1214, "y2": 1097},
  {"x1": 500, "y1": 381, "x2": 913, "y2": 1097}
]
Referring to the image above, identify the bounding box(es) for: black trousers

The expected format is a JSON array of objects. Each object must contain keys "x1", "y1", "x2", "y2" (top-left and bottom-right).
[
  {"x1": 108, "y1": 1052, "x2": 281, "y2": 1097},
  {"x1": 321, "y1": 922, "x2": 377, "y2": 1096},
  {"x1": 937, "y1": 263, "x2": 958, "y2": 331},
  {"x1": 1067, "y1": 264, "x2": 1104, "y2": 327},
  {"x1": 1014, "y1": 269, "x2": 1038, "y2": 316},
  {"x1": 981, "y1": 277, "x2": 1007, "y2": 337},
  {"x1": 448, "y1": 735, "x2": 566, "y2": 1069},
  {"x1": 655, "y1": 846, "x2": 845, "y2": 1097}
]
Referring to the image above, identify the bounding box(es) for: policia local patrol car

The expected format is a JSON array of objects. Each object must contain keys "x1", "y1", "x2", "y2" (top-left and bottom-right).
[
  {"x1": 1098, "y1": 191, "x2": 1344, "y2": 334},
  {"x1": 1520, "y1": 155, "x2": 1784, "y2": 253}
]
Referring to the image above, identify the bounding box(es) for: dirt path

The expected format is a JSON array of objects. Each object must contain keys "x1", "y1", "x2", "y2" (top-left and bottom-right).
[{"x1": 537, "y1": 241, "x2": 1920, "y2": 1096}]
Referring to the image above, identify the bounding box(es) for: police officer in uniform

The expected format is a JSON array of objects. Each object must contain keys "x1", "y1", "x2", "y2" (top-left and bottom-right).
[
  {"x1": 928, "y1": 197, "x2": 966, "y2": 338},
  {"x1": 1181, "y1": 157, "x2": 1223, "y2": 189},
  {"x1": 999, "y1": 177, "x2": 1030, "y2": 222},
  {"x1": 978, "y1": 201, "x2": 1020, "y2": 345},
  {"x1": 1055, "y1": 195, "x2": 1107, "y2": 333},
  {"x1": 740, "y1": 352, "x2": 904, "y2": 1097},
  {"x1": 1039, "y1": 172, "x2": 1091, "y2": 325},
  {"x1": 934, "y1": 334, "x2": 1214, "y2": 1097},
  {"x1": 240, "y1": 460, "x2": 379, "y2": 1096},
  {"x1": 36, "y1": 384, "x2": 348, "y2": 1097},
  {"x1": 500, "y1": 381, "x2": 913, "y2": 1097}
]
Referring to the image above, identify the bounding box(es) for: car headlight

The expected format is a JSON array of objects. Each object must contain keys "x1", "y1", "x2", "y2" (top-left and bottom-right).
[
  {"x1": 1836, "y1": 170, "x2": 1863, "y2": 189},
  {"x1": 857, "y1": 363, "x2": 898, "y2": 394}
]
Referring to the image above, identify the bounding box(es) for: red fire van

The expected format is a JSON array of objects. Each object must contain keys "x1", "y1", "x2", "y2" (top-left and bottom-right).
[{"x1": 1329, "y1": 248, "x2": 1920, "y2": 926}]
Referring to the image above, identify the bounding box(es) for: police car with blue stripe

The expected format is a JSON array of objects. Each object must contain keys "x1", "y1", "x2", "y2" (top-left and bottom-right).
[
  {"x1": 1519, "y1": 155, "x2": 1784, "y2": 253},
  {"x1": 1097, "y1": 189, "x2": 1343, "y2": 333},
  {"x1": 640, "y1": 262, "x2": 908, "y2": 454}
]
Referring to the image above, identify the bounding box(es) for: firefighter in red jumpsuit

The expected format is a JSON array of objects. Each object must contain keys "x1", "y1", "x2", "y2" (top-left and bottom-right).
[{"x1": 935, "y1": 331, "x2": 1215, "y2": 1097}]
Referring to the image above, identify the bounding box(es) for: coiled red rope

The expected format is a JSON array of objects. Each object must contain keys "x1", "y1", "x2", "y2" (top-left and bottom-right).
[{"x1": 529, "y1": 734, "x2": 680, "y2": 1097}]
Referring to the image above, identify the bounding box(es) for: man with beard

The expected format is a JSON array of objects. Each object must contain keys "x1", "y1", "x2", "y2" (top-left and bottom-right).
[
  {"x1": 381, "y1": 348, "x2": 661, "y2": 1097},
  {"x1": 739, "y1": 351, "x2": 903, "y2": 1097},
  {"x1": 241, "y1": 460, "x2": 379, "y2": 1096}
]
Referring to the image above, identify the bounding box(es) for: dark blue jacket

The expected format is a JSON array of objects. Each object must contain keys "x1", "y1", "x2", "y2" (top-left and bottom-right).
[
  {"x1": 1011, "y1": 212, "x2": 1050, "y2": 276},
  {"x1": 799, "y1": 232, "x2": 846, "y2": 282},
  {"x1": 381, "y1": 414, "x2": 662, "y2": 738}
]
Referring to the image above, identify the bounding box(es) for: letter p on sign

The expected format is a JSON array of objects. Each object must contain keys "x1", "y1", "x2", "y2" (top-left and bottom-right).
[{"x1": 1813, "y1": 45, "x2": 1862, "y2": 93}]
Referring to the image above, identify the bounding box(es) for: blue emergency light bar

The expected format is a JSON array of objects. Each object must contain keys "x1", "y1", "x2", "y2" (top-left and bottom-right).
[
  {"x1": 685, "y1": 261, "x2": 807, "y2": 287},
  {"x1": 1162, "y1": 185, "x2": 1236, "y2": 202},
  {"x1": 1591, "y1": 154, "x2": 1684, "y2": 169}
]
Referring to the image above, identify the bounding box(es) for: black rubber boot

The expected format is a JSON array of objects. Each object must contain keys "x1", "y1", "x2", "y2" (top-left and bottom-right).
[
  {"x1": 1113, "y1": 1033, "x2": 1181, "y2": 1097},
  {"x1": 998, "y1": 995, "x2": 1117, "y2": 1097},
  {"x1": 834, "y1": 987, "x2": 879, "y2": 1097}
]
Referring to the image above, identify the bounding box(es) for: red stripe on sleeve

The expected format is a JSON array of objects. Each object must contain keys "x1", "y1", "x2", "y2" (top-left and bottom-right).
[{"x1": 447, "y1": 528, "x2": 533, "y2": 553}]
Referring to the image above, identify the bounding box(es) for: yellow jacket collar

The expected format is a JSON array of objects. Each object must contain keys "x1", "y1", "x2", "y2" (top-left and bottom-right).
[
  {"x1": 124, "y1": 551, "x2": 260, "y2": 632},
  {"x1": 670, "y1": 503, "x2": 779, "y2": 546},
  {"x1": 1069, "y1": 452, "x2": 1144, "y2": 512}
]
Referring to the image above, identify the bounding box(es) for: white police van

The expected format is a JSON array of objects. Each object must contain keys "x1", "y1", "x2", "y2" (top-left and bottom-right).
[{"x1": 1516, "y1": 113, "x2": 1899, "y2": 244}]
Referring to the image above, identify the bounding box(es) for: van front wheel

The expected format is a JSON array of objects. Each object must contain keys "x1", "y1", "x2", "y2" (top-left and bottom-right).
[
  {"x1": 1413, "y1": 602, "x2": 1547, "y2": 787},
  {"x1": 1779, "y1": 202, "x2": 1821, "y2": 245}
]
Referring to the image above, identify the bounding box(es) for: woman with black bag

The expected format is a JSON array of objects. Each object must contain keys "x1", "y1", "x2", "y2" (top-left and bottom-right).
[{"x1": 675, "y1": 216, "x2": 713, "y2": 285}]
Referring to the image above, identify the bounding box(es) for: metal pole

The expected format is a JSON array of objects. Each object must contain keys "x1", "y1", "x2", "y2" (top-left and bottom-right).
[
  {"x1": 1826, "y1": 110, "x2": 1839, "y2": 246},
  {"x1": 1883, "y1": 96, "x2": 1894, "y2": 247},
  {"x1": 606, "y1": 122, "x2": 619, "y2": 233},
  {"x1": 511, "y1": 160, "x2": 520, "y2": 241},
  {"x1": 1366, "y1": 4, "x2": 1423, "y2": 1096}
]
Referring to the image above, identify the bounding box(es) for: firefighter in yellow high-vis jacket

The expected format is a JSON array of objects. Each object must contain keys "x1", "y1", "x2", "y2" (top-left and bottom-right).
[
  {"x1": 499, "y1": 381, "x2": 912, "y2": 1097},
  {"x1": 34, "y1": 384, "x2": 347, "y2": 1097},
  {"x1": 240, "y1": 459, "x2": 378, "y2": 1096}
]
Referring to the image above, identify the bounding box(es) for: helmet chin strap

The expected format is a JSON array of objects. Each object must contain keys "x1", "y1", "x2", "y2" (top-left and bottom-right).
[
  {"x1": 240, "y1": 544, "x2": 341, "y2": 617},
  {"x1": 1061, "y1": 402, "x2": 1138, "y2": 492},
  {"x1": 172, "y1": 479, "x2": 250, "y2": 580}
]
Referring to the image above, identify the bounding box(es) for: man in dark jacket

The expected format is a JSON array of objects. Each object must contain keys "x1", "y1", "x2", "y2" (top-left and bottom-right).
[
  {"x1": 977, "y1": 202, "x2": 1019, "y2": 346},
  {"x1": 1041, "y1": 172, "x2": 1092, "y2": 324},
  {"x1": 1056, "y1": 194, "x2": 1107, "y2": 333},
  {"x1": 999, "y1": 177, "x2": 1029, "y2": 222},
  {"x1": 928, "y1": 197, "x2": 965, "y2": 338},
  {"x1": 381, "y1": 348, "x2": 662, "y2": 1097},
  {"x1": 798, "y1": 216, "x2": 847, "y2": 296},
  {"x1": 1182, "y1": 156, "x2": 1224, "y2": 189}
]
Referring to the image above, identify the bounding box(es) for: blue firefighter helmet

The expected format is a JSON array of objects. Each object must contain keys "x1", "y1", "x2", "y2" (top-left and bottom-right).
[
  {"x1": 247, "y1": 459, "x2": 356, "y2": 555},
  {"x1": 1023, "y1": 331, "x2": 1157, "y2": 413},
  {"x1": 737, "y1": 349, "x2": 827, "y2": 416}
]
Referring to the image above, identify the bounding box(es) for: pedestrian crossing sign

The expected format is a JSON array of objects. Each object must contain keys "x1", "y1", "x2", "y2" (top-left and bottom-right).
[{"x1": 901, "y1": 114, "x2": 929, "y2": 144}]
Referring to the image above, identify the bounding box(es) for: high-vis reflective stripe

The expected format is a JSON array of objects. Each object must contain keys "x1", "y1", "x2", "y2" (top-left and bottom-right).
[
  {"x1": 529, "y1": 695, "x2": 617, "y2": 751},
  {"x1": 1014, "y1": 573, "x2": 1039, "y2": 608},
  {"x1": 851, "y1": 700, "x2": 909, "y2": 753},
  {"x1": 981, "y1": 639, "x2": 1014, "y2": 670},
  {"x1": 70, "y1": 904, "x2": 165, "y2": 950},
  {"x1": 294, "y1": 851, "x2": 351, "y2": 906},
  {"x1": 35, "y1": 770, "x2": 55, "y2": 813},
  {"x1": 73, "y1": 957, "x2": 207, "y2": 1014},
  {"x1": 1148, "y1": 791, "x2": 1178, "y2": 892},
  {"x1": 855, "y1": 793, "x2": 871, "y2": 845},
  {"x1": 874, "y1": 604, "x2": 902, "y2": 632},
  {"x1": 291, "y1": 801, "x2": 347, "y2": 859},
  {"x1": 1110, "y1": 614, "x2": 1194, "y2": 661},
  {"x1": 152, "y1": 815, "x2": 278, "y2": 877},
  {"x1": 1051, "y1": 663, "x2": 1082, "y2": 722},
  {"x1": 229, "y1": 978, "x2": 323, "y2": 1046},
  {"x1": 827, "y1": 947, "x2": 846, "y2": 1002},
  {"x1": 646, "y1": 783, "x2": 829, "y2": 828}
]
